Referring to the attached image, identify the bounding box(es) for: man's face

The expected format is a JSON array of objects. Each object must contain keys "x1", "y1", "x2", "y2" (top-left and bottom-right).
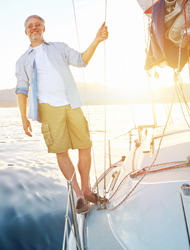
[{"x1": 25, "y1": 17, "x2": 45, "y2": 44}]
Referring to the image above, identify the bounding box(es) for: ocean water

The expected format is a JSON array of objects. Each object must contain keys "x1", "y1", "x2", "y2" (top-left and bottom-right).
[{"x1": 0, "y1": 104, "x2": 188, "y2": 250}]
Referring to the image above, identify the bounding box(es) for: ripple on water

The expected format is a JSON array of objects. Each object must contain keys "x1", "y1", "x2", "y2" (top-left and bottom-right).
[{"x1": 0, "y1": 167, "x2": 71, "y2": 250}]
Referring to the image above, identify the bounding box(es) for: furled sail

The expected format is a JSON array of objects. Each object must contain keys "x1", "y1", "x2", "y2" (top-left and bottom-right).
[
  {"x1": 137, "y1": 0, "x2": 160, "y2": 17},
  {"x1": 138, "y1": 0, "x2": 189, "y2": 71}
]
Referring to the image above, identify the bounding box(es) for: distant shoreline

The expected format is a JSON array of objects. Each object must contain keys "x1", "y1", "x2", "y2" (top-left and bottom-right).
[
  {"x1": 0, "y1": 101, "x2": 190, "y2": 108},
  {"x1": 0, "y1": 83, "x2": 190, "y2": 106},
  {"x1": 0, "y1": 106, "x2": 18, "y2": 108}
]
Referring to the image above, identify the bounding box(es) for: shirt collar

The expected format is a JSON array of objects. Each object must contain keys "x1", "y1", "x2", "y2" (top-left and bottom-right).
[{"x1": 27, "y1": 40, "x2": 50, "y2": 54}]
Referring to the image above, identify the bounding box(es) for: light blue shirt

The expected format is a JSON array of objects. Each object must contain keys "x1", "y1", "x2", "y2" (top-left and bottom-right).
[{"x1": 15, "y1": 41, "x2": 87, "y2": 121}]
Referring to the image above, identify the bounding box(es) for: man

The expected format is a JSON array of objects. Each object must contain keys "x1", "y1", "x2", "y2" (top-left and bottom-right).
[{"x1": 15, "y1": 15, "x2": 108, "y2": 214}]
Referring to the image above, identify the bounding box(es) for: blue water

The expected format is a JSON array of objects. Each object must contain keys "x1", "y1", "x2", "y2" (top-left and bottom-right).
[
  {"x1": 0, "y1": 104, "x2": 188, "y2": 250},
  {"x1": 0, "y1": 167, "x2": 70, "y2": 250},
  {"x1": 0, "y1": 107, "x2": 72, "y2": 250}
]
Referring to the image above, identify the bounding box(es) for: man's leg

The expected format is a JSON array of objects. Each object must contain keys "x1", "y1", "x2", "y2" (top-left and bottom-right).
[
  {"x1": 78, "y1": 148, "x2": 92, "y2": 196},
  {"x1": 56, "y1": 151, "x2": 84, "y2": 199},
  {"x1": 78, "y1": 147, "x2": 108, "y2": 204}
]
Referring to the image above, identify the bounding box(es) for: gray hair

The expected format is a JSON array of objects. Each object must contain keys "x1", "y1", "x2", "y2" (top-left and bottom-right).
[{"x1": 24, "y1": 15, "x2": 45, "y2": 28}]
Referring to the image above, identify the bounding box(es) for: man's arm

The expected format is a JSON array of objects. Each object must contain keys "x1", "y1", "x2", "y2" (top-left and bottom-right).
[
  {"x1": 16, "y1": 56, "x2": 32, "y2": 137},
  {"x1": 17, "y1": 93, "x2": 32, "y2": 137},
  {"x1": 82, "y1": 22, "x2": 108, "y2": 64}
]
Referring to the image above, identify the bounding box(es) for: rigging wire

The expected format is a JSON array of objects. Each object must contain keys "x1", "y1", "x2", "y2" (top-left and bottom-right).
[
  {"x1": 173, "y1": 28, "x2": 190, "y2": 122},
  {"x1": 176, "y1": 87, "x2": 190, "y2": 127},
  {"x1": 178, "y1": 76, "x2": 190, "y2": 102},
  {"x1": 103, "y1": 0, "x2": 108, "y2": 201},
  {"x1": 154, "y1": 69, "x2": 174, "y2": 124},
  {"x1": 159, "y1": 86, "x2": 174, "y2": 124},
  {"x1": 174, "y1": 23, "x2": 190, "y2": 125},
  {"x1": 71, "y1": 0, "x2": 100, "y2": 198},
  {"x1": 174, "y1": 74, "x2": 190, "y2": 127},
  {"x1": 120, "y1": 55, "x2": 137, "y2": 129},
  {"x1": 182, "y1": 0, "x2": 190, "y2": 82},
  {"x1": 177, "y1": 75, "x2": 190, "y2": 116},
  {"x1": 147, "y1": 72, "x2": 158, "y2": 127}
]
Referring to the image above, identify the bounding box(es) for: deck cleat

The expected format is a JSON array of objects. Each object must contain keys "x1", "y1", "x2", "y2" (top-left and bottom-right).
[
  {"x1": 97, "y1": 201, "x2": 107, "y2": 210},
  {"x1": 181, "y1": 184, "x2": 190, "y2": 196}
]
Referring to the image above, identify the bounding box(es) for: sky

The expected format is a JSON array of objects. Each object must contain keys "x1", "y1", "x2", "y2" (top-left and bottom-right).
[{"x1": 0, "y1": 0, "x2": 189, "y2": 91}]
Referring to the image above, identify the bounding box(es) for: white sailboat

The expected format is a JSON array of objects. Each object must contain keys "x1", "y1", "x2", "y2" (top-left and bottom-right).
[
  {"x1": 64, "y1": 0, "x2": 190, "y2": 249},
  {"x1": 66, "y1": 123, "x2": 190, "y2": 249}
]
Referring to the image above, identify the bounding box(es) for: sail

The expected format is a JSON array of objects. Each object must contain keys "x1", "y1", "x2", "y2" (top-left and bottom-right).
[
  {"x1": 140, "y1": 0, "x2": 189, "y2": 71},
  {"x1": 137, "y1": 0, "x2": 160, "y2": 17}
]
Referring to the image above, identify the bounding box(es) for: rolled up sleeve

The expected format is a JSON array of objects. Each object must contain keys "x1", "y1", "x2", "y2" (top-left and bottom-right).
[
  {"x1": 59, "y1": 42, "x2": 88, "y2": 67},
  {"x1": 78, "y1": 53, "x2": 87, "y2": 67}
]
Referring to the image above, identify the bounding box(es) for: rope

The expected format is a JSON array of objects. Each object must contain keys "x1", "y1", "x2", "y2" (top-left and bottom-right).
[
  {"x1": 143, "y1": 14, "x2": 148, "y2": 49},
  {"x1": 175, "y1": 76, "x2": 190, "y2": 128},
  {"x1": 71, "y1": 169, "x2": 76, "y2": 182},
  {"x1": 174, "y1": 32, "x2": 190, "y2": 126},
  {"x1": 182, "y1": 0, "x2": 190, "y2": 82},
  {"x1": 183, "y1": 0, "x2": 190, "y2": 60},
  {"x1": 177, "y1": 74, "x2": 190, "y2": 101},
  {"x1": 132, "y1": 146, "x2": 138, "y2": 172},
  {"x1": 131, "y1": 162, "x2": 189, "y2": 177},
  {"x1": 177, "y1": 87, "x2": 190, "y2": 124},
  {"x1": 107, "y1": 160, "x2": 187, "y2": 203},
  {"x1": 105, "y1": 0, "x2": 108, "y2": 24},
  {"x1": 174, "y1": 30, "x2": 190, "y2": 127},
  {"x1": 177, "y1": 75, "x2": 190, "y2": 114}
]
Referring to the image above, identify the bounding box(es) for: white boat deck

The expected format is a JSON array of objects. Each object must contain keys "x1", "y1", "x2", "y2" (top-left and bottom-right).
[
  {"x1": 67, "y1": 123, "x2": 190, "y2": 250},
  {"x1": 85, "y1": 205, "x2": 124, "y2": 250},
  {"x1": 107, "y1": 176, "x2": 190, "y2": 250}
]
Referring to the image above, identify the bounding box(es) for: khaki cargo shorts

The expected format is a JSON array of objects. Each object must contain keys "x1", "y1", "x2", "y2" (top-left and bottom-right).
[{"x1": 38, "y1": 103, "x2": 92, "y2": 153}]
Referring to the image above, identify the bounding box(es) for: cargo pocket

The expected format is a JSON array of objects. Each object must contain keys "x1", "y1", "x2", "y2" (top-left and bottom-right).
[
  {"x1": 84, "y1": 118, "x2": 90, "y2": 137},
  {"x1": 41, "y1": 123, "x2": 54, "y2": 147}
]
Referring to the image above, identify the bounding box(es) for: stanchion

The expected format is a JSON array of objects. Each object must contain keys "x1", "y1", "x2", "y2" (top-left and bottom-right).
[{"x1": 67, "y1": 180, "x2": 82, "y2": 250}]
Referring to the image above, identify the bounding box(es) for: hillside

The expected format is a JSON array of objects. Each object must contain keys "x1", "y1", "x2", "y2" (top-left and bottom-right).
[{"x1": 0, "y1": 82, "x2": 190, "y2": 107}]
